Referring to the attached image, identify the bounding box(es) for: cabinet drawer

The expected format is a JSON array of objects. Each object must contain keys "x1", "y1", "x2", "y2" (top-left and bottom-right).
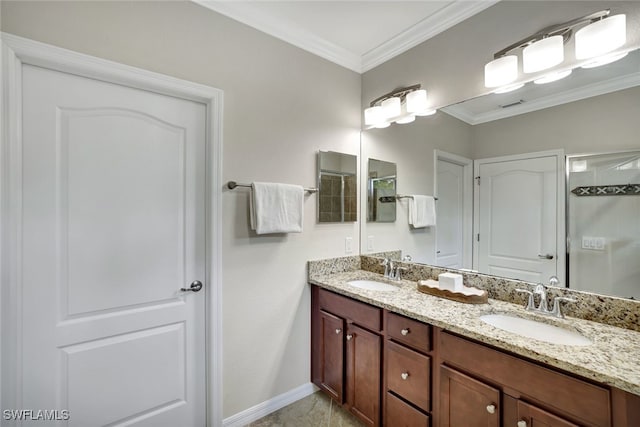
[
  {"x1": 318, "y1": 288, "x2": 381, "y2": 331},
  {"x1": 386, "y1": 341, "x2": 431, "y2": 412},
  {"x1": 387, "y1": 312, "x2": 431, "y2": 353},
  {"x1": 440, "y1": 332, "x2": 611, "y2": 427},
  {"x1": 386, "y1": 392, "x2": 430, "y2": 427}
]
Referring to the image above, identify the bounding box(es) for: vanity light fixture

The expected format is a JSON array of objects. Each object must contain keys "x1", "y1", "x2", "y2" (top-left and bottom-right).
[
  {"x1": 484, "y1": 9, "x2": 627, "y2": 90},
  {"x1": 364, "y1": 84, "x2": 436, "y2": 128}
]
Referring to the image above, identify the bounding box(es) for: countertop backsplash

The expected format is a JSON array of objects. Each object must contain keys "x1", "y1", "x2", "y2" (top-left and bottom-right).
[{"x1": 309, "y1": 254, "x2": 640, "y2": 332}]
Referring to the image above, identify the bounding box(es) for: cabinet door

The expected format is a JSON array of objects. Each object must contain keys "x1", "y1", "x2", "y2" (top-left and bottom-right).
[
  {"x1": 515, "y1": 400, "x2": 579, "y2": 427},
  {"x1": 346, "y1": 324, "x2": 381, "y2": 426},
  {"x1": 319, "y1": 310, "x2": 345, "y2": 403},
  {"x1": 440, "y1": 365, "x2": 500, "y2": 427}
]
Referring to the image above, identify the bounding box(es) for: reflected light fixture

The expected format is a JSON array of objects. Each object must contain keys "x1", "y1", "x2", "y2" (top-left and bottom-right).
[
  {"x1": 534, "y1": 69, "x2": 573, "y2": 84},
  {"x1": 484, "y1": 9, "x2": 627, "y2": 90},
  {"x1": 364, "y1": 84, "x2": 436, "y2": 128}
]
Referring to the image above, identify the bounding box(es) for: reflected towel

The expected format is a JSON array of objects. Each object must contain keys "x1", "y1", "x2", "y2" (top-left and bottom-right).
[
  {"x1": 250, "y1": 182, "x2": 304, "y2": 234},
  {"x1": 409, "y1": 195, "x2": 436, "y2": 228}
]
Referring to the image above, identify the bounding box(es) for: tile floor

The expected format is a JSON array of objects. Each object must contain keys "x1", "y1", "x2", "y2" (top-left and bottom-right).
[{"x1": 248, "y1": 391, "x2": 364, "y2": 427}]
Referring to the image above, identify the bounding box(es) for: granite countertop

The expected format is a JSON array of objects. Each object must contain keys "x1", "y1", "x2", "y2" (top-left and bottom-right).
[{"x1": 309, "y1": 269, "x2": 640, "y2": 397}]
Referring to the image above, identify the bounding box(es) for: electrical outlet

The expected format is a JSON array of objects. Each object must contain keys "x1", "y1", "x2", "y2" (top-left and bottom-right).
[
  {"x1": 367, "y1": 235, "x2": 374, "y2": 252},
  {"x1": 345, "y1": 237, "x2": 353, "y2": 254}
]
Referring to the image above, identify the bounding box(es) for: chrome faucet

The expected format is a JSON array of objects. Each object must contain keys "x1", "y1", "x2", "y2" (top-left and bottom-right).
[
  {"x1": 379, "y1": 258, "x2": 406, "y2": 281},
  {"x1": 516, "y1": 278, "x2": 576, "y2": 318},
  {"x1": 380, "y1": 258, "x2": 391, "y2": 278}
]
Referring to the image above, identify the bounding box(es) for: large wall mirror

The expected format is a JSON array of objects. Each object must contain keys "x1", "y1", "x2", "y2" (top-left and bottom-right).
[
  {"x1": 360, "y1": 46, "x2": 640, "y2": 300},
  {"x1": 318, "y1": 151, "x2": 357, "y2": 223}
]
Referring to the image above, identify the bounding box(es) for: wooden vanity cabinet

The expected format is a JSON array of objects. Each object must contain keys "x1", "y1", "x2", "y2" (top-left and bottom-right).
[
  {"x1": 311, "y1": 286, "x2": 382, "y2": 426},
  {"x1": 384, "y1": 312, "x2": 432, "y2": 426},
  {"x1": 438, "y1": 330, "x2": 611, "y2": 427},
  {"x1": 311, "y1": 285, "x2": 640, "y2": 427}
]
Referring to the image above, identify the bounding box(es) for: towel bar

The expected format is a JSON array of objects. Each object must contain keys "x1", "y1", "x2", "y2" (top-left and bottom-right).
[
  {"x1": 227, "y1": 181, "x2": 318, "y2": 194},
  {"x1": 396, "y1": 194, "x2": 438, "y2": 201}
]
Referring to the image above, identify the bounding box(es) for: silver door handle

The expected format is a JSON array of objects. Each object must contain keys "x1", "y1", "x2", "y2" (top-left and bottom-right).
[
  {"x1": 181, "y1": 280, "x2": 203, "y2": 292},
  {"x1": 538, "y1": 254, "x2": 554, "y2": 259}
]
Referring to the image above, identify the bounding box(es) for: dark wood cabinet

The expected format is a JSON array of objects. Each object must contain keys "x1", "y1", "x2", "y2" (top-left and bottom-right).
[
  {"x1": 311, "y1": 287, "x2": 382, "y2": 426},
  {"x1": 311, "y1": 285, "x2": 640, "y2": 427},
  {"x1": 440, "y1": 365, "x2": 500, "y2": 427},
  {"x1": 317, "y1": 310, "x2": 344, "y2": 402},
  {"x1": 347, "y1": 323, "x2": 381, "y2": 426}
]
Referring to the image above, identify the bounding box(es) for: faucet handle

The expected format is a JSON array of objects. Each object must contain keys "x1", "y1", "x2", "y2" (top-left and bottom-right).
[
  {"x1": 395, "y1": 266, "x2": 407, "y2": 280},
  {"x1": 516, "y1": 289, "x2": 535, "y2": 310},
  {"x1": 551, "y1": 296, "x2": 576, "y2": 318},
  {"x1": 380, "y1": 258, "x2": 389, "y2": 266}
]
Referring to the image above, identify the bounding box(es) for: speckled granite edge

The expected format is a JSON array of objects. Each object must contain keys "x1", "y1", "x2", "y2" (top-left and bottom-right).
[
  {"x1": 308, "y1": 269, "x2": 640, "y2": 397},
  {"x1": 307, "y1": 255, "x2": 361, "y2": 277},
  {"x1": 360, "y1": 255, "x2": 640, "y2": 332}
]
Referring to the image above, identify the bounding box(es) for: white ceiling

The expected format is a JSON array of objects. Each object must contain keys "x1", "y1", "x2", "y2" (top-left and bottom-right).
[{"x1": 194, "y1": 0, "x2": 499, "y2": 73}]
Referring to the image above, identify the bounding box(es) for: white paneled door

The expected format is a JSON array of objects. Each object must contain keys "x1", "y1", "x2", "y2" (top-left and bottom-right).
[
  {"x1": 20, "y1": 64, "x2": 206, "y2": 426},
  {"x1": 475, "y1": 154, "x2": 561, "y2": 283}
]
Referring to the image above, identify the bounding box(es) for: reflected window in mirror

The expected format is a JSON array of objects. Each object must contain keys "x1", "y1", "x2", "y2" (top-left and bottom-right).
[
  {"x1": 368, "y1": 158, "x2": 397, "y2": 222},
  {"x1": 317, "y1": 151, "x2": 357, "y2": 223}
]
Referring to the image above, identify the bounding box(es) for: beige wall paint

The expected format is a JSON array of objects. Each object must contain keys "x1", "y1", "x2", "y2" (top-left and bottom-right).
[
  {"x1": 1, "y1": 0, "x2": 361, "y2": 418},
  {"x1": 362, "y1": 1, "x2": 640, "y2": 115},
  {"x1": 361, "y1": 112, "x2": 472, "y2": 264},
  {"x1": 472, "y1": 85, "x2": 640, "y2": 159}
]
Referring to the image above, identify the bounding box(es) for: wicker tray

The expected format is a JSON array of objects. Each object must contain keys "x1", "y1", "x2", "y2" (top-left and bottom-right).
[{"x1": 417, "y1": 280, "x2": 488, "y2": 304}]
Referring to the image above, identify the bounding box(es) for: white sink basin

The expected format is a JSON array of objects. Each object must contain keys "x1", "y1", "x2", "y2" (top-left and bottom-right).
[
  {"x1": 479, "y1": 314, "x2": 592, "y2": 346},
  {"x1": 347, "y1": 280, "x2": 398, "y2": 292}
]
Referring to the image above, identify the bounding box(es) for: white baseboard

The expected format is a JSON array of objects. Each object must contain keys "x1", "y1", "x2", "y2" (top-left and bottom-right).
[{"x1": 222, "y1": 382, "x2": 318, "y2": 427}]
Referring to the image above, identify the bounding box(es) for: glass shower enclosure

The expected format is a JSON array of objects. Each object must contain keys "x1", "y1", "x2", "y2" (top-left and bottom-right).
[{"x1": 567, "y1": 151, "x2": 640, "y2": 299}]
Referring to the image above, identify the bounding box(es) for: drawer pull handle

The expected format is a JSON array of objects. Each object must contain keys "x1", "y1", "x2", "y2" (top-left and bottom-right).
[
  {"x1": 486, "y1": 404, "x2": 496, "y2": 414},
  {"x1": 400, "y1": 372, "x2": 409, "y2": 380},
  {"x1": 346, "y1": 334, "x2": 353, "y2": 341},
  {"x1": 401, "y1": 328, "x2": 410, "y2": 336},
  {"x1": 335, "y1": 329, "x2": 341, "y2": 334},
  {"x1": 517, "y1": 421, "x2": 527, "y2": 427}
]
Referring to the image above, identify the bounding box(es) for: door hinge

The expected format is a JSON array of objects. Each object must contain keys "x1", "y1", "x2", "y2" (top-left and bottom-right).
[
  {"x1": 477, "y1": 233, "x2": 480, "y2": 242},
  {"x1": 475, "y1": 176, "x2": 481, "y2": 185}
]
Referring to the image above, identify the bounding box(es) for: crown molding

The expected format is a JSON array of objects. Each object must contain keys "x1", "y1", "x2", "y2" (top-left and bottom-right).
[
  {"x1": 194, "y1": 0, "x2": 497, "y2": 74},
  {"x1": 442, "y1": 72, "x2": 640, "y2": 125},
  {"x1": 361, "y1": 0, "x2": 499, "y2": 72},
  {"x1": 194, "y1": 0, "x2": 363, "y2": 72}
]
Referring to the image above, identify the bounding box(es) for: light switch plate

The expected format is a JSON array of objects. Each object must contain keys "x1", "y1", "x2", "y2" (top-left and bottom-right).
[
  {"x1": 345, "y1": 237, "x2": 353, "y2": 254},
  {"x1": 367, "y1": 235, "x2": 374, "y2": 251}
]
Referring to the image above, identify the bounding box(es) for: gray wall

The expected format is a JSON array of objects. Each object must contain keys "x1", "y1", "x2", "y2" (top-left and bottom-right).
[
  {"x1": 472, "y1": 85, "x2": 640, "y2": 159},
  {"x1": 1, "y1": 0, "x2": 361, "y2": 418}
]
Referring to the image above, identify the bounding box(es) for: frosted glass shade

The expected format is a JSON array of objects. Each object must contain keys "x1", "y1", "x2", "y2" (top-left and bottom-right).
[
  {"x1": 381, "y1": 97, "x2": 401, "y2": 119},
  {"x1": 523, "y1": 36, "x2": 564, "y2": 73},
  {"x1": 406, "y1": 90, "x2": 428, "y2": 113},
  {"x1": 395, "y1": 114, "x2": 415, "y2": 124},
  {"x1": 575, "y1": 14, "x2": 626, "y2": 60},
  {"x1": 533, "y1": 69, "x2": 572, "y2": 84},
  {"x1": 364, "y1": 106, "x2": 383, "y2": 126},
  {"x1": 484, "y1": 55, "x2": 518, "y2": 88}
]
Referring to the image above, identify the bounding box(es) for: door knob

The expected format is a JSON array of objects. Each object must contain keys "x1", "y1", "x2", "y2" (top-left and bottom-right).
[
  {"x1": 401, "y1": 372, "x2": 409, "y2": 380},
  {"x1": 537, "y1": 254, "x2": 554, "y2": 259},
  {"x1": 486, "y1": 404, "x2": 496, "y2": 414},
  {"x1": 335, "y1": 328, "x2": 342, "y2": 334},
  {"x1": 180, "y1": 280, "x2": 203, "y2": 292},
  {"x1": 517, "y1": 421, "x2": 527, "y2": 427},
  {"x1": 401, "y1": 328, "x2": 410, "y2": 336},
  {"x1": 346, "y1": 334, "x2": 353, "y2": 341}
]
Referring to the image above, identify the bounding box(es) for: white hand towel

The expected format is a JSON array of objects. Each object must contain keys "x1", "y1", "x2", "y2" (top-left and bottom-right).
[
  {"x1": 409, "y1": 195, "x2": 436, "y2": 228},
  {"x1": 250, "y1": 182, "x2": 304, "y2": 234}
]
